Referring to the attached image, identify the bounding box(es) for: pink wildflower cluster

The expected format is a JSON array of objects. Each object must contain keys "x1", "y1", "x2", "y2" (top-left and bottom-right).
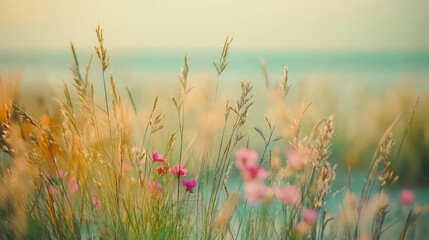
[
  {"x1": 235, "y1": 148, "x2": 269, "y2": 205},
  {"x1": 149, "y1": 150, "x2": 196, "y2": 195},
  {"x1": 235, "y1": 147, "x2": 303, "y2": 207}
]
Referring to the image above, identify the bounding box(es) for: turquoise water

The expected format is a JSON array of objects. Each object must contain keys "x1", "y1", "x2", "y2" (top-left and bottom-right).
[{"x1": 1, "y1": 51, "x2": 429, "y2": 90}]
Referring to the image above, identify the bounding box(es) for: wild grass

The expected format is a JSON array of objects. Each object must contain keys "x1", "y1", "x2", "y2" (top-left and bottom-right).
[{"x1": 0, "y1": 25, "x2": 428, "y2": 239}]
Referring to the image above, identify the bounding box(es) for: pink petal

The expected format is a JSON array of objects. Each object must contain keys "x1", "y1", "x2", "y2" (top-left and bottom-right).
[
  {"x1": 188, "y1": 178, "x2": 196, "y2": 188},
  {"x1": 235, "y1": 148, "x2": 259, "y2": 170},
  {"x1": 244, "y1": 180, "x2": 267, "y2": 205},
  {"x1": 399, "y1": 189, "x2": 416, "y2": 206},
  {"x1": 276, "y1": 184, "x2": 301, "y2": 205},
  {"x1": 182, "y1": 178, "x2": 188, "y2": 187},
  {"x1": 302, "y1": 208, "x2": 318, "y2": 223}
]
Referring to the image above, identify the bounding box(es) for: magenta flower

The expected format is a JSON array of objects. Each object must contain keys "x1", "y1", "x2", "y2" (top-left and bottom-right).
[
  {"x1": 148, "y1": 182, "x2": 162, "y2": 198},
  {"x1": 399, "y1": 189, "x2": 416, "y2": 206},
  {"x1": 244, "y1": 180, "x2": 268, "y2": 205},
  {"x1": 152, "y1": 151, "x2": 164, "y2": 162},
  {"x1": 169, "y1": 164, "x2": 187, "y2": 177},
  {"x1": 182, "y1": 178, "x2": 196, "y2": 193},
  {"x1": 286, "y1": 144, "x2": 311, "y2": 169},
  {"x1": 276, "y1": 184, "x2": 301, "y2": 205},
  {"x1": 100, "y1": 228, "x2": 107, "y2": 237},
  {"x1": 302, "y1": 208, "x2": 318, "y2": 223},
  {"x1": 240, "y1": 166, "x2": 269, "y2": 181},
  {"x1": 235, "y1": 148, "x2": 259, "y2": 170}
]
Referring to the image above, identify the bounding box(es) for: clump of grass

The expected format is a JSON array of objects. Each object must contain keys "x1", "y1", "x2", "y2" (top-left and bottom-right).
[{"x1": 0, "y1": 25, "x2": 427, "y2": 240}]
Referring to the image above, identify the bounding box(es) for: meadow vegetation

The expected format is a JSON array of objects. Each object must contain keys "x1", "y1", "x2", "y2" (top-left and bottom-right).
[{"x1": 0, "y1": 26, "x2": 427, "y2": 239}]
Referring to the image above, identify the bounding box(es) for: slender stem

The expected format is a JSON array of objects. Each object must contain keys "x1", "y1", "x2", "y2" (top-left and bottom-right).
[
  {"x1": 100, "y1": 65, "x2": 121, "y2": 233},
  {"x1": 214, "y1": 74, "x2": 220, "y2": 105},
  {"x1": 235, "y1": 201, "x2": 248, "y2": 239}
]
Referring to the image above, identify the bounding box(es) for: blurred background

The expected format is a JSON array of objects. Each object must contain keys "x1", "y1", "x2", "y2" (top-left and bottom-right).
[{"x1": 1, "y1": 0, "x2": 428, "y2": 188}]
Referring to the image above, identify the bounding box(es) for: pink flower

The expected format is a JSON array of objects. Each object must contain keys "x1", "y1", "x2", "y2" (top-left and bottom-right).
[
  {"x1": 100, "y1": 228, "x2": 107, "y2": 236},
  {"x1": 91, "y1": 191, "x2": 102, "y2": 207},
  {"x1": 48, "y1": 185, "x2": 57, "y2": 194},
  {"x1": 67, "y1": 176, "x2": 79, "y2": 194},
  {"x1": 152, "y1": 151, "x2": 164, "y2": 162},
  {"x1": 244, "y1": 180, "x2": 267, "y2": 205},
  {"x1": 182, "y1": 178, "x2": 196, "y2": 193},
  {"x1": 302, "y1": 208, "x2": 318, "y2": 223},
  {"x1": 240, "y1": 166, "x2": 269, "y2": 181},
  {"x1": 286, "y1": 144, "x2": 311, "y2": 169},
  {"x1": 276, "y1": 184, "x2": 301, "y2": 205},
  {"x1": 169, "y1": 164, "x2": 187, "y2": 177},
  {"x1": 399, "y1": 189, "x2": 416, "y2": 206},
  {"x1": 235, "y1": 148, "x2": 259, "y2": 170},
  {"x1": 148, "y1": 182, "x2": 162, "y2": 198}
]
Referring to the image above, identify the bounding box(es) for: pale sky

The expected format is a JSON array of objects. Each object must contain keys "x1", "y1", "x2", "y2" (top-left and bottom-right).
[{"x1": 1, "y1": 0, "x2": 429, "y2": 52}]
